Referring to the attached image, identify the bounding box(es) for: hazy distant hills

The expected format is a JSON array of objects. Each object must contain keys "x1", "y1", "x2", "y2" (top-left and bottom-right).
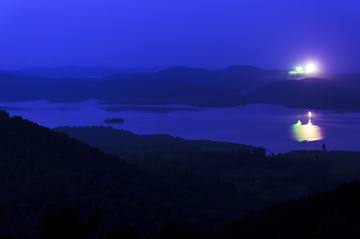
[
  {"x1": 0, "y1": 69, "x2": 246, "y2": 106},
  {"x1": 152, "y1": 66, "x2": 283, "y2": 93},
  {"x1": 3, "y1": 65, "x2": 360, "y2": 109},
  {"x1": 10, "y1": 65, "x2": 168, "y2": 78},
  {"x1": 3, "y1": 65, "x2": 282, "y2": 107},
  {"x1": 104, "y1": 65, "x2": 289, "y2": 93},
  {"x1": 0, "y1": 72, "x2": 93, "y2": 102}
]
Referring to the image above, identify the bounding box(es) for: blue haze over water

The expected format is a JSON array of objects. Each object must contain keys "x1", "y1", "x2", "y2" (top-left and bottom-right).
[{"x1": 1, "y1": 100, "x2": 359, "y2": 154}]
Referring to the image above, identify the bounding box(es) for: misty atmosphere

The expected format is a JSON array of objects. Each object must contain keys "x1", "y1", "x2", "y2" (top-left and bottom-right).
[{"x1": 1, "y1": 1, "x2": 360, "y2": 238}]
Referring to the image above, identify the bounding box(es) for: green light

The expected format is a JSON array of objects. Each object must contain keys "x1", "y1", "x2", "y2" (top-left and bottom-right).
[
  {"x1": 291, "y1": 118, "x2": 323, "y2": 142},
  {"x1": 292, "y1": 120, "x2": 304, "y2": 142},
  {"x1": 289, "y1": 66, "x2": 306, "y2": 75}
]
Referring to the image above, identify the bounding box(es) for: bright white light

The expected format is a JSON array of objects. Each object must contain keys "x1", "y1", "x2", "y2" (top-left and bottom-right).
[{"x1": 306, "y1": 63, "x2": 316, "y2": 72}]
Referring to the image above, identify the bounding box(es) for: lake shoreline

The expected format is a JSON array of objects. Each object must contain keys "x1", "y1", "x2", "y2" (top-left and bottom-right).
[{"x1": 2, "y1": 100, "x2": 360, "y2": 154}]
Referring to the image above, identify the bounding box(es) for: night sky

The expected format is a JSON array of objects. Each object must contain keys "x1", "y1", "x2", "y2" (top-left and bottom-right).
[{"x1": 1, "y1": 0, "x2": 359, "y2": 73}]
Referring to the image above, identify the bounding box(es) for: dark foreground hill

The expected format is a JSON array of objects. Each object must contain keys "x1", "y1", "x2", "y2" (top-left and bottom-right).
[
  {"x1": 211, "y1": 179, "x2": 360, "y2": 239},
  {"x1": 0, "y1": 109, "x2": 248, "y2": 238},
  {"x1": 0, "y1": 110, "x2": 334, "y2": 238}
]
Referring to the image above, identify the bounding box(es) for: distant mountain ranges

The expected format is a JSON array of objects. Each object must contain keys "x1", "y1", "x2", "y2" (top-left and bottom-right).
[
  {"x1": 9, "y1": 65, "x2": 169, "y2": 78},
  {"x1": 1, "y1": 65, "x2": 360, "y2": 109}
]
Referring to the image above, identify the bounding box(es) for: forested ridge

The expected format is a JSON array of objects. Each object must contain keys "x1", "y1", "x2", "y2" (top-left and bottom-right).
[
  {"x1": 211, "y1": 180, "x2": 360, "y2": 238},
  {"x1": 0, "y1": 109, "x2": 238, "y2": 238},
  {"x1": 1, "y1": 110, "x2": 360, "y2": 238}
]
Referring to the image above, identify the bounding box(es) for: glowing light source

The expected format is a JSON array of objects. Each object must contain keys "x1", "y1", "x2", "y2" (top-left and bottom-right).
[
  {"x1": 306, "y1": 63, "x2": 316, "y2": 73},
  {"x1": 289, "y1": 62, "x2": 320, "y2": 76}
]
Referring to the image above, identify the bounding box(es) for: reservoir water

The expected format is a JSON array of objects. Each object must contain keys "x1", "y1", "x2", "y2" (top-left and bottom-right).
[{"x1": 1, "y1": 100, "x2": 360, "y2": 154}]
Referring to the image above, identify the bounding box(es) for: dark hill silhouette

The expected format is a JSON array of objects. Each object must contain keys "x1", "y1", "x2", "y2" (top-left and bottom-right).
[
  {"x1": 97, "y1": 72, "x2": 148, "y2": 81},
  {"x1": 324, "y1": 73, "x2": 360, "y2": 90},
  {"x1": 216, "y1": 65, "x2": 288, "y2": 92},
  {"x1": 221, "y1": 65, "x2": 286, "y2": 78},
  {"x1": 103, "y1": 65, "x2": 288, "y2": 93},
  {"x1": 151, "y1": 66, "x2": 217, "y2": 84},
  {"x1": 0, "y1": 109, "x2": 263, "y2": 238},
  {"x1": 0, "y1": 68, "x2": 247, "y2": 107},
  {"x1": 211, "y1": 180, "x2": 360, "y2": 239},
  {"x1": 53, "y1": 125, "x2": 255, "y2": 151},
  {"x1": 1, "y1": 65, "x2": 291, "y2": 107},
  {"x1": 0, "y1": 109, "x2": 335, "y2": 238},
  {"x1": 93, "y1": 76, "x2": 246, "y2": 107},
  {"x1": 0, "y1": 72, "x2": 53, "y2": 101},
  {"x1": 4, "y1": 65, "x2": 360, "y2": 109},
  {"x1": 249, "y1": 78, "x2": 360, "y2": 109},
  {"x1": 0, "y1": 72, "x2": 92, "y2": 102}
]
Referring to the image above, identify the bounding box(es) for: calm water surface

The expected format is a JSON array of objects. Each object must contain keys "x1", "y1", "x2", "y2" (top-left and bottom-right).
[{"x1": 1, "y1": 100, "x2": 360, "y2": 154}]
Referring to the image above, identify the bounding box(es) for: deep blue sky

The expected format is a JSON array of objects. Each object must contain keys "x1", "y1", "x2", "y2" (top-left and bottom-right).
[{"x1": 1, "y1": 0, "x2": 359, "y2": 73}]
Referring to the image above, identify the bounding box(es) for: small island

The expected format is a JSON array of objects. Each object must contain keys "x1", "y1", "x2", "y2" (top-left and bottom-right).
[{"x1": 104, "y1": 118, "x2": 124, "y2": 123}]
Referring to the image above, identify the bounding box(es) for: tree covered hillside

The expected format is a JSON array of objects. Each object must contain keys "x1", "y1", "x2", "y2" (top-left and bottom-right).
[
  {"x1": 211, "y1": 179, "x2": 360, "y2": 239},
  {"x1": 0, "y1": 110, "x2": 333, "y2": 238}
]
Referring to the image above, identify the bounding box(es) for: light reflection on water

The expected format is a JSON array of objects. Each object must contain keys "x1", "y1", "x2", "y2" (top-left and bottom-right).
[
  {"x1": 292, "y1": 111, "x2": 324, "y2": 142},
  {"x1": 1, "y1": 100, "x2": 360, "y2": 154},
  {"x1": 292, "y1": 119, "x2": 323, "y2": 142}
]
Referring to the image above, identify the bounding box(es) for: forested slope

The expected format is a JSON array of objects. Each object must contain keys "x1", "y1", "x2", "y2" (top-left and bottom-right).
[
  {"x1": 0, "y1": 110, "x2": 332, "y2": 238},
  {"x1": 211, "y1": 180, "x2": 360, "y2": 239},
  {"x1": 53, "y1": 125, "x2": 255, "y2": 151},
  {"x1": 0, "y1": 110, "x2": 241, "y2": 238}
]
